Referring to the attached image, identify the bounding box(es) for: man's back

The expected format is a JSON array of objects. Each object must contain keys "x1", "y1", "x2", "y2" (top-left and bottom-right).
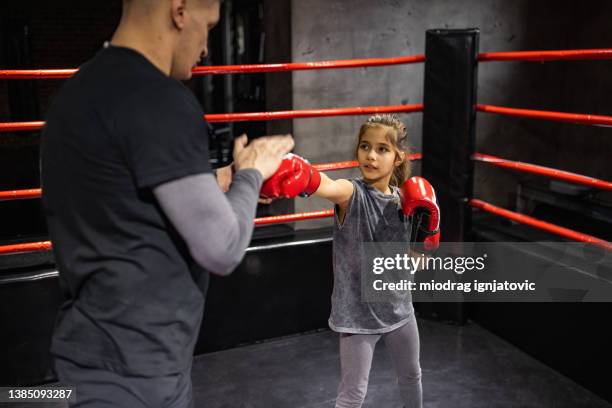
[{"x1": 42, "y1": 45, "x2": 212, "y2": 376}]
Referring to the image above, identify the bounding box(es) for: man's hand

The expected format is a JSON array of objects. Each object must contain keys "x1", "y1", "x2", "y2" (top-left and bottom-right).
[
  {"x1": 233, "y1": 133, "x2": 294, "y2": 180},
  {"x1": 215, "y1": 165, "x2": 232, "y2": 192}
]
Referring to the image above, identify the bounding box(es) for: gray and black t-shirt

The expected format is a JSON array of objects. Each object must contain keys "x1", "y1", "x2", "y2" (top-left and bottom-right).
[{"x1": 329, "y1": 178, "x2": 414, "y2": 334}]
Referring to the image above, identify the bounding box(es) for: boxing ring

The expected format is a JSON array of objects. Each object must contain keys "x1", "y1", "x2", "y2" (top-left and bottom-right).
[
  {"x1": 0, "y1": 43, "x2": 610, "y2": 254},
  {"x1": 1, "y1": 29, "x2": 611, "y2": 402}
]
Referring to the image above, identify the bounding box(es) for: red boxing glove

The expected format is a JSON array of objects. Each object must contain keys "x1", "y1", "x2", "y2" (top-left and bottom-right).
[
  {"x1": 260, "y1": 153, "x2": 321, "y2": 199},
  {"x1": 400, "y1": 176, "x2": 441, "y2": 252}
]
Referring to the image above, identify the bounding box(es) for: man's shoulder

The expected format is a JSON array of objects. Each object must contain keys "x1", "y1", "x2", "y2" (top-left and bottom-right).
[
  {"x1": 46, "y1": 46, "x2": 204, "y2": 140},
  {"x1": 72, "y1": 46, "x2": 193, "y2": 107},
  {"x1": 115, "y1": 79, "x2": 202, "y2": 128}
]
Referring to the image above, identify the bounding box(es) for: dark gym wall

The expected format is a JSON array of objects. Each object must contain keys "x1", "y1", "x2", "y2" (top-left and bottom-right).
[
  {"x1": 0, "y1": 1, "x2": 122, "y2": 240},
  {"x1": 476, "y1": 1, "x2": 612, "y2": 210},
  {"x1": 291, "y1": 0, "x2": 612, "y2": 228},
  {"x1": 0, "y1": 1, "x2": 122, "y2": 117}
]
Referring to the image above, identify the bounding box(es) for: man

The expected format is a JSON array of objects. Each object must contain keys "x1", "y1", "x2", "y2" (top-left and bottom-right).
[{"x1": 40, "y1": 0, "x2": 293, "y2": 406}]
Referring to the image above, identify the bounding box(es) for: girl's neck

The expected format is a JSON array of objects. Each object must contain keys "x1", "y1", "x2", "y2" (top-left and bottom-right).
[{"x1": 364, "y1": 177, "x2": 392, "y2": 195}]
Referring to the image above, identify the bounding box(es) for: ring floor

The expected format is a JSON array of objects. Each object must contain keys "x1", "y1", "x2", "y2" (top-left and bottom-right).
[
  {"x1": 3, "y1": 318, "x2": 609, "y2": 408},
  {"x1": 192, "y1": 318, "x2": 611, "y2": 408}
]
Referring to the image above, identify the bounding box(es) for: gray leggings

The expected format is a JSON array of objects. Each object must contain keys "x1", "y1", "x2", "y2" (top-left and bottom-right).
[{"x1": 335, "y1": 314, "x2": 422, "y2": 408}]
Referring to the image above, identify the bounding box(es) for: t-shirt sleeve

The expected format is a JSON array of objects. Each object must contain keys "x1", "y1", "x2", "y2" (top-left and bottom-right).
[{"x1": 115, "y1": 82, "x2": 212, "y2": 189}]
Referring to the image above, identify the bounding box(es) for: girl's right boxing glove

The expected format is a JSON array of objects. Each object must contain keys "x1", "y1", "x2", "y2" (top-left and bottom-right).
[{"x1": 260, "y1": 153, "x2": 321, "y2": 199}]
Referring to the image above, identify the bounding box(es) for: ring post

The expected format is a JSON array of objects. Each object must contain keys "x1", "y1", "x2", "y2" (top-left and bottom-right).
[{"x1": 420, "y1": 28, "x2": 479, "y2": 324}]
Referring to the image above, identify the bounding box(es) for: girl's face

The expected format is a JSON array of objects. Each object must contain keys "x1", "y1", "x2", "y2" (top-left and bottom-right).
[{"x1": 357, "y1": 126, "x2": 402, "y2": 184}]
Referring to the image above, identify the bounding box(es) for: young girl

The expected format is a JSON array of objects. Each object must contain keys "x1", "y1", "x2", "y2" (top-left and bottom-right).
[
  {"x1": 261, "y1": 114, "x2": 438, "y2": 407},
  {"x1": 312, "y1": 114, "x2": 423, "y2": 408}
]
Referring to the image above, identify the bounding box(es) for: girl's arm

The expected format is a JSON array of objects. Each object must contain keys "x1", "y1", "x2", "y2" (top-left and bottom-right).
[{"x1": 313, "y1": 173, "x2": 354, "y2": 209}]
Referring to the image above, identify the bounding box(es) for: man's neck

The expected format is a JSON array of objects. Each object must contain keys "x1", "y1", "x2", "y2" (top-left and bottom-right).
[{"x1": 110, "y1": 24, "x2": 174, "y2": 77}]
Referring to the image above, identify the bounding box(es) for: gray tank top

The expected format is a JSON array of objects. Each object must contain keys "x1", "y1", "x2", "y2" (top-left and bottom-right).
[{"x1": 329, "y1": 178, "x2": 414, "y2": 334}]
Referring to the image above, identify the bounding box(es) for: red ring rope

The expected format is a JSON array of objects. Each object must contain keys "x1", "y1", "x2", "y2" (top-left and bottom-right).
[
  {"x1": 0, "y1": 241, "x2": 53, "y2": 255},
  {"x1": 0, "y1": 155, "x2": 423, "y2": 202},
  {"x1": 5, "y1": 104, "x2": 610, "y2": 132},
  {"x1": 0, "y1": 55, "x2": 426, "y2": 80},
  {"x1": 205, "y1": 104, "x2": 423, "y2": 122},
  {"x1": 0, "y1": 121, "x2": 45, "y2": 133},
  {"x1": 476, "y1": 104, "x2": 612, "y2": 127},
  {"x1": 0, "y1": 189, "x2": 42, "y2": 201},
  {"x1": 0, "y1": 69, "x2": 77, "y2": 80},
  {"x1": 0, "y1": 209, "x2": 337, "y2": 254},
  {"x1": 3, "y1": 194, "x2": 609, "y2": 254},
  {"x1": 254, "y1": 209, "x2": 335, "y2": 226},
  {"x1": 313, "y1": 153, "x2": 422, "y2": 172},
  {"x1": 478, "y1": 49, "x2": 612, "y2": 62},
  {"x1": 192, "y1": 55, "x2": 426, "y2": 74},
  {"x1": 3, "y1": 49, "x2": 612, "y2": 80},
  {"x1": 469, "y1": 199, "x2": 612, "y2": 251},
  {"x1": 4, "y1": 198, "x2": 610, "y2": 254},
  {"x1": 0, "y1": 104, "x2": 423, "y2": 133},
  {"x1": 313, "y1": 161, "x2": 360, "y2": 172},
  {"x1": 472, "y1": 153, "x2": 612, "y2": 191}
]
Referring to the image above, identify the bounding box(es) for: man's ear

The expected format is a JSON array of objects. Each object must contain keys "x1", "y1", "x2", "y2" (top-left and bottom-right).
[{"x1": 171, "y1": 0, "x2": 187, "y2": 30}]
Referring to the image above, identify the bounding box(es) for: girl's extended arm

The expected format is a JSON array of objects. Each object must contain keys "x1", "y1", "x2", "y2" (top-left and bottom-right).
[{"x1": 314, "y1": 173, "x2": 354, "y2": 209}]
